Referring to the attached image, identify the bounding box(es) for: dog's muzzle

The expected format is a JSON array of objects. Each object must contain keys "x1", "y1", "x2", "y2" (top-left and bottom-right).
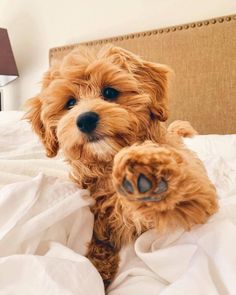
[{"x1": 76, "y1": 112, "x2": 99, "y2": 133}]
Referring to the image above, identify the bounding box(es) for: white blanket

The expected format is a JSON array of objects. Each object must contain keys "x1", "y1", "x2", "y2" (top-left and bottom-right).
[
  {"x1": 0, "y1": 111, "x2": 236, "y2": 294},
  {"x1": 0, "y1": 173, "x2": 104, "y2": 295},
  {"x1": 0, "y1": 111, "x2": 69, "y2": 188}
]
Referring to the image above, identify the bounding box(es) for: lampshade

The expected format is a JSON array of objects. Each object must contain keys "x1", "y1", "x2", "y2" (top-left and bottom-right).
[{"x1": 0, "y1": 28, "x2": 19, "y2": 87}]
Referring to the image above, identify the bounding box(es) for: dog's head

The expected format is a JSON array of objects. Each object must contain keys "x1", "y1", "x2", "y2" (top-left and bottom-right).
[{"x1": 25, "y1": 45, "x2": 170, "y2": 163}]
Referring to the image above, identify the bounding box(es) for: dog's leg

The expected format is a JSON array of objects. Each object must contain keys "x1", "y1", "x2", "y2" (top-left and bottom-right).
[
  {"x1": 167, "y1": 120, "x2": 198, "y2": 138},
  {"x1": 112, "y1": 140, "x2": 218, "y2": 231},
  {"x1": 87, "y1": 236, "x2": 119, "y2": 290},
  {"x1": 86, "y1": 201, "x2": 122, "y2": 290}
]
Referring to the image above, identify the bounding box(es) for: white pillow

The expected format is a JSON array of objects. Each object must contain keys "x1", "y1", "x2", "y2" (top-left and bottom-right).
[
  {"x1": 184, "y1": 135, "x2": 236, "y2": 199},
  {"x1": 0, "y1": 111, "x2": 45, "y2": 159},
  {"x1": 184, "y1": 135, "x2": 236, "y2": 161}
]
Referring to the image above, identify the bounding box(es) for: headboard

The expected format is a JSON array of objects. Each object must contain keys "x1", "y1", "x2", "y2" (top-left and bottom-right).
[{"x1": 49, "y1": 15, "x2": 236, "y2": 134}]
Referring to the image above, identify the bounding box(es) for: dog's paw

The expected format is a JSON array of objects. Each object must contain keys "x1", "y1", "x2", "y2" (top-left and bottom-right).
[
  {"x1": 112, "y1": 141, "x2": 183, "y2": 202},
  {"x1": 167, "y1": 120, "x2": 198, "y2": 138},
  {"x1": 112, "y1": 141, "x2": 218, "y2": 231}
]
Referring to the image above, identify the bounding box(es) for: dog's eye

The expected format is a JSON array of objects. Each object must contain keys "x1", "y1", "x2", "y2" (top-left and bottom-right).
[
  {"x1": 65, "y1": 97, "x2": 77, "y2": 110},
  {"x1": 102, "y1": 87, "x2": 119, "y2": 101}
]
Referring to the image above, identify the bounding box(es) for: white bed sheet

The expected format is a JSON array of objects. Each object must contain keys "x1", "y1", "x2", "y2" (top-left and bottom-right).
[
  {"x1": 0, "y1": 111, "x2": 236, "y2": 295},
  {"x1": 0, "y1": 111, "x2": 69, "y2": 188}
]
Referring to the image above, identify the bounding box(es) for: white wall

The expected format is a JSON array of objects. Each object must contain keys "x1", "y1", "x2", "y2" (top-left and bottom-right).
[{"x1": 0, "y1": 0, "x2": 236, "y2": 110}]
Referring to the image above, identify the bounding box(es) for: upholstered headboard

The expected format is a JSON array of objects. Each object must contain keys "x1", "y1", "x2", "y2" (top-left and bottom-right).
[{"x1": 49, "y1": 15, "x2": 236, "y2": 134}]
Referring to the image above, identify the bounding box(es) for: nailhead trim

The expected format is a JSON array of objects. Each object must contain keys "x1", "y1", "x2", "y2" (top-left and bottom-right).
[{"x1": 49, "y1": 14, "x2": 236, "y2": 62}]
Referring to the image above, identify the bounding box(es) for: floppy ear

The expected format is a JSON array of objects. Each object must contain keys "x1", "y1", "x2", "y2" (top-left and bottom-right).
[
  {"x1": 24, "y1": 96, "x2": 59, "y2": 158},
  {"x1": 136, "y1": 60, "x2": 170, "y2": 122},
  {"x1": 99, "y1": 45, "x2": 170, "y2": 122},
  {"x1": 24, "y1": 67, "x2": 60, "y2": 157}
]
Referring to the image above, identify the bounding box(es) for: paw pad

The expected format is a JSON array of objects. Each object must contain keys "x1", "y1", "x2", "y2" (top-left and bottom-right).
[
  {"x1": 154, "y1": 179, "x2": 168, "y2": 194},
  {"x1": 121, "y1": 172, "x2": 168, "y2": 202},
  {"x1": 122, "y1": 178, "x2": 134, "y2": 193},
  {"x1": 137, "y1": 174, "x2": 152, "y2": 193}
]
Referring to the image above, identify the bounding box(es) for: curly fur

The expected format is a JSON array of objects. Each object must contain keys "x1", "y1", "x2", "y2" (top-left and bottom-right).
[{"x1": 24, "y1": 45, "x2": 218, "y2": 289}]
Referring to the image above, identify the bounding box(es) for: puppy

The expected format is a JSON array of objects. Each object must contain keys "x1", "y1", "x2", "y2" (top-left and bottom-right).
[{"x1": 25, "y1": 45, "x2": 218, "y2": 289}]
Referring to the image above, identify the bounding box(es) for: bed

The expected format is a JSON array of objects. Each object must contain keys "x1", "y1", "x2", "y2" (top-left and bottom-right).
[{"x1": 0, "y1": 14, "x2": 236, "y2": 294}]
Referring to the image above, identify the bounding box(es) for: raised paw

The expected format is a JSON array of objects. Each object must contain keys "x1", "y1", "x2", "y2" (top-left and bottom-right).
[
  {"x1": 112, "y1": 142, "x2": 182, "y2": 203},
  {"x1": 112, "y1": 141, "x2": 218, "y2": 230}
]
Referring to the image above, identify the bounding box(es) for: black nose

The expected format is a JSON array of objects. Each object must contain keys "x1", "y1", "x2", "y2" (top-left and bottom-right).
[{"x1": 76, "y1": 112, "x2": 99, "y2": 133}]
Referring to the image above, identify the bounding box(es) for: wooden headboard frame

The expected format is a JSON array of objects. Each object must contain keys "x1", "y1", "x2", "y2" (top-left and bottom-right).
[{"x1": 49, "y1": 15, "x2": 236, "y2": 134}]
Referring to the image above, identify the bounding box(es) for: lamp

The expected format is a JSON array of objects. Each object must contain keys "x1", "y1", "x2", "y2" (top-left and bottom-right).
[
  {"x1": 0, "y1": 28, "x2": 19, "y2": 110},
  {"x1": 0, "y1": 28, "x2": 19, "y2": 86}
]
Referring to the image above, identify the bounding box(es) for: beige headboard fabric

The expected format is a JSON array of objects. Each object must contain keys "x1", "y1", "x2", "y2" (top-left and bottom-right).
[{"x1": 50, "y1": 15, "x2": 236, "y2": 134}]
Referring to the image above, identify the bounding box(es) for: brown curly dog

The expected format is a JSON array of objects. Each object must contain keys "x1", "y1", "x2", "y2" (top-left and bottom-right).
[{"x1": 25, "y1": 45, "x2": 218, "y2": 290}]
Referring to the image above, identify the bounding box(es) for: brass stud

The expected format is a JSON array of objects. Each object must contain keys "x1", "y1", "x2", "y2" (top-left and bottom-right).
[
  {"x1": 178, "y1": 26, "x2": 182, "y2": 30},
  {"x1": 211, "y1": 19, "x2": 216, "y2": 24},
  {"x1": 159, "y1": 29, "x2": 163, "y2": 33},
  {"x1": 226, "y1": 16, "x2": 231, "y2": 21},
  {"x1": 218, "y1": 18, "x2": 224, "y2": 23},
  {"x1": 171, "y1": 27, "x2": 176, "y2": 31},
  {"x1": 184, "y1": 25, "x2": 189, "y2": 29},
  {"x1": 130, "y1": 34, "x2": 134, "y2": 38},
  {"x1": 197, "y1": 22, "x2": 202, "y2": 27},
  {"x1": 153, "y1": 30, "x2": 157, "y2": 34},
  {"x1": 165, "y1": 28, "x2": 170, "y2": 33},
  {"x1": 204, "y1": 21, "x2": 209, "y2": 25},
  {"x1": 147, "y1": 31, "x2": 151, "y2": 36},
  {"x1": 191, "y1": 23, "x2": 196, "y2": 28}
]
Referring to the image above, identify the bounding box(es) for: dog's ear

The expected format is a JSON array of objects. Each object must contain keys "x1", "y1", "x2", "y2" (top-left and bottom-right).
[
  {"x1": 136, "y1": 60, "x2": 169, "y2": 122},
  {"x1": 99, "y1": 45, "x2": 170, "y2": 122},
  {"x1": 24, "y1": 68, "x2": 60, "y2": 157},
  {"x1": 24, "y1": 96, "x2": 59, "y2": 157}
]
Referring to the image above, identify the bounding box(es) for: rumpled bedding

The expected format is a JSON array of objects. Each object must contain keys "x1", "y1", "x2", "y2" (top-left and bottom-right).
[
  {"x1": 0, "y1": 111, "x2": 235, "y2": 294},
  {"x1": 0, "y1": 111, "x2": 69, "y2": 188}
]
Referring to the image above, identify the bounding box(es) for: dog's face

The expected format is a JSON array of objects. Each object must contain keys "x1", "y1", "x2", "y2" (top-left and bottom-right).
[{"x1": 25, "y1": 45, "x2": 169, "y2": 164}]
